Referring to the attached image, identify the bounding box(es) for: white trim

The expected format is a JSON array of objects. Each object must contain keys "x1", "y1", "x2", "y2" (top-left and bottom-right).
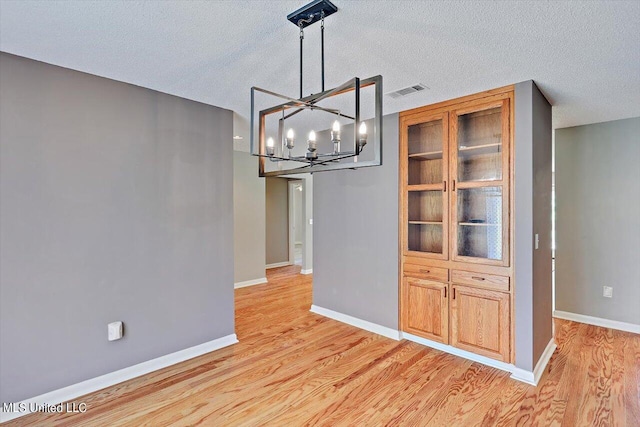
[
  {"x1": 401, "y1": 332, "x2": 555, "y2": 386},
  {"x1": 310, "y1": 305, "x2": 401, "y2": 341},
  {"x1": 553, "y1": 310, "x2": 640, "y2": 334},
  {"x1": 533, "y1": 338, "x2": 557, "y2": 384},
  {"x1": 0, "y1": 334, "x2": 238, "y2": 423},
  {"x1": 300, "y1": 269, "x2": 313, "y2": 275},
  {"x1": 401, "y1": 332, "x2": 516, "y2": 375},
  {"x1": 234, "y1": 277, "x2": 268, "y2": 289},
  {"x1": 266, "y1": 261, "x2": 292, "y2": 269}
]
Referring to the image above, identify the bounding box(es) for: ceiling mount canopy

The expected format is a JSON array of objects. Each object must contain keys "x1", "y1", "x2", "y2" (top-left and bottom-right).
[
  {"x1": 286, "y1": 0, "x2": 338, "y2": 29},
  {"x1": 250, "y1": 0, "x2": 383, "y2": 177}
]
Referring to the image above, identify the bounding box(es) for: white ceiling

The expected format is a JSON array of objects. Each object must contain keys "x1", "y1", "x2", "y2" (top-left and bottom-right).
[{"x1": 1, "y1": 0, "x2": 639, "y2": 137}]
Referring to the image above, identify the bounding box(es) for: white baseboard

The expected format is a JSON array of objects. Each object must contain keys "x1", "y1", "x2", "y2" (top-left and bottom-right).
[
  {"x1": 310, "y1": 305, "x2": 401, "y2": 341},
  {"x1": 234, "y1": 277, "x2": 267, "y2": 289},
  {"x1": 532, "y1": 338, "x2": 557, "y2": 384},
  {"x1": 300, "y1": 268, "x2": 313, "y2": 275},
  {"x1": 266, "y1": 262, "x2": 292, "y2": 269},
  {"x1": 0, "y1": 334, "x2": 238, "y2": 423},
  {"x1": 401, "y1": 332, "x2": 516, "y2": 377},
  {"x1": 553, "y1": 310, "x2": 640, "y2": 334},
  {"x1": 401, "y1": 332, "x2": 555, "y2": 386}
]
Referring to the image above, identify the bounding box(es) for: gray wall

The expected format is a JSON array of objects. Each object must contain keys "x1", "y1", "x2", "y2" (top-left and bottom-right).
[
  {"x1": 265, "y1": 177, "x2": 289, "y2": 265},
  {"x1": 0, "y1": 53, "x2": 234, "y2": 403},
  {"x1": 233, "y1": 150, "x2": 266, "y2": 283},
  {"x1": 555, "y1": 117, "x2": 640, "y2": 325},
  {"x1": 514, "y1": 81, "x2": 553, "y2": 371},
  {"x1": 313, "y1": 114, "x2": 399, "y2": 330}
]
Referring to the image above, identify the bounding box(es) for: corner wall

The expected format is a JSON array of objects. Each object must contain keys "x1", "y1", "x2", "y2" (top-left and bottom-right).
[
  {"x1": 513, "y1": 80, "x2": 553, "y2": 371},
  {"x1": 0, "y1": 53, "x2": 234, "y2": 403},
  {"x1": 234, "y1": 151, "x2": 266, "y2": 284},
  {"x1": 265, "y1": 177, "x2": 289, "y2": 265}
]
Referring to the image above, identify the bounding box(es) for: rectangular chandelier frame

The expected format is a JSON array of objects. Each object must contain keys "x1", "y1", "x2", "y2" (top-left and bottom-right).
[{"x1": 251, "y1": 75, "x2": 382, "y2": 177}]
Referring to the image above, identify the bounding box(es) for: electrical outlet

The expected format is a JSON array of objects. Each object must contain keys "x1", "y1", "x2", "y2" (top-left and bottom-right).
[
  {"x1": 108, "y1": 321, "x2": 123, "y2": 341},
  {"x1": 603, "y1": 286, "x2": 613, "y2": 298}
]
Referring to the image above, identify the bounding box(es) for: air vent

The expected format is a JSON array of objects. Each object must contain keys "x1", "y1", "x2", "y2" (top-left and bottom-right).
[{"x1": 386, "y1": 84, "x2": 429, "y2": 99}]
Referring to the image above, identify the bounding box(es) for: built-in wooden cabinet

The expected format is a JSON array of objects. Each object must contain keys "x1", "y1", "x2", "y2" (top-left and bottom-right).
[
  {"x1": 400, "y1": 87, "x2": 514, "y2": 363},
  {"x1": 403, "y1": 277, "x2": 449, "y2": 344},
  {"x1": 450, "y1": 284, "x2": 510, "y2": 362}
]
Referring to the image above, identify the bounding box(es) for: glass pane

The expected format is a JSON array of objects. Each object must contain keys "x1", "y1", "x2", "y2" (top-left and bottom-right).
[
  {"x1": 408, "y1": 224, "x2": 443, "y2": 254},
  {"x1": 457, "y1": 107, "x2": 503, "y2": 182},
  {"x1": 408, "y1": 191, "x2": 442, "y2": 222},
  {"x1": 457, "y1": 187, "x2": 502, "y2": 260},
  {"x1": 408, "y1": 119, "x2": 443, "y2": 185},
  {"x1": 408, "y1": 191, "x2": 443, "y2": 254}
]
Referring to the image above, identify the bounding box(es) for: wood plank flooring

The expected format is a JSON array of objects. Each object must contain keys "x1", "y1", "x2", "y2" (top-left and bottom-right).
[{"x1": 5, "y1": 265, "x2": 639, "y2": 426}]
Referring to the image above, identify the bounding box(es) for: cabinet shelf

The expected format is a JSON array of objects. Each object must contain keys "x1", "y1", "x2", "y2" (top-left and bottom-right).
[
  {"x1": 409, "y1": 221, "x2": 442, "y2": 225},
  {"x1": 408, "y1": 151, "x2": 443, "y2": 160},
  {"x1": 459, "y1": 222, "x2": 500, "y2": 227},
  {"x1": 407, "y1": 184, "x2": 443, "y2": 192},
  {"x1": 458, "y1": 142, "x2": 502, "y2": 157}
]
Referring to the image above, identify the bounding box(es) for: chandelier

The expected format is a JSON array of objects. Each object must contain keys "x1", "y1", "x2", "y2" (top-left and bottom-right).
[{"x1": 250, "y1": 0, "x2": 383, "y2": 177}]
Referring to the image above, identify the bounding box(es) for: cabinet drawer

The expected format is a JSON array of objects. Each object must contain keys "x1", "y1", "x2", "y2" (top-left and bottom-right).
[
  {"x1": 451, "y1": 270, "x2": 510, "y2": 292},
  {"x1": 404, "y1": 264, "x2": 448, "y2": 282}
]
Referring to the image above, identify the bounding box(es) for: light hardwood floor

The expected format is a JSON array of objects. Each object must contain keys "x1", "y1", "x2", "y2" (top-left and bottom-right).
[{"x1": 5, "y1": 266, "x2": 639, "y2": 426}]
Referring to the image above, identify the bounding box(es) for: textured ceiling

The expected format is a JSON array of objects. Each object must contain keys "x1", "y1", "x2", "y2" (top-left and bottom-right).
[{"x1": 1, "y1": 0, "x2": 639, "y2": 139}]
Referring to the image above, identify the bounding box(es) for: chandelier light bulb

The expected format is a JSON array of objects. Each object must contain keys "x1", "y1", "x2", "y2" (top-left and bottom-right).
[
  {"x1": 266, "y1": 137, "x2": 275, "y2": 156},
  {"x1": 285, "y1": 128, "x2": 295, "y2": 150},
  {"x1": 357, "y1": 121, "x2": 368, "y2": 151},
  {"x1": 308, "y1": 130, "x2": 316, "y2": 142},
  {"x1": 331, "y1": 120, "x2": 341, "y2": 154}
]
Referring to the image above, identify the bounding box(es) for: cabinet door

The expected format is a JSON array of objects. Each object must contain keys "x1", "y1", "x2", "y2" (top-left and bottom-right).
[
  {"x1": 403, "y1": 277, "x2": 449, "y2": 344},
  {"x1": 401, "y1": 112, "x2": 449, "y2": 259},
  {"x1": 450, "y1": 98, "x2": 510, "y2": 266},
  {"x1": 450, "y1": 284, "x2": 510, "y2": 362}
]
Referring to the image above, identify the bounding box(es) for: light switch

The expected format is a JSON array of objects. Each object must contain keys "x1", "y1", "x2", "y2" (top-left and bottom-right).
[
  {"x1": 108, "y1": 321, "x2": 123, "y2": 341},
  {"x1": 535, "y1": 234, "x2": 539, "y2": 250},
  {"x1": 309, "y1": 218, "x2": 313, "y2": 225}
]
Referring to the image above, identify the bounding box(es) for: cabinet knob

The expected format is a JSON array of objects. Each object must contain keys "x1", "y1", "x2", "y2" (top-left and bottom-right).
[
  {"x1": 471, "y1": 276, "x2": 485, "y2": 281},
  {"x1": 420, "y1": 269, "x2": 431, "y2": 274}
]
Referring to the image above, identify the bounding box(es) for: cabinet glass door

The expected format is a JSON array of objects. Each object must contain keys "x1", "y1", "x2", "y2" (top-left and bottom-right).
[
  {"x1": 451, "y1": 99, "x2": 509, "y2": 265},
  {"x1": 403, "y1": 113, "x2": 448, "y2": 258},
  {"x1": 456, "y1": 105, "x2": 504, "y2": 183},
  {"x1": 456, "y1": 187, "x2": 503, "y2": 260}
]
